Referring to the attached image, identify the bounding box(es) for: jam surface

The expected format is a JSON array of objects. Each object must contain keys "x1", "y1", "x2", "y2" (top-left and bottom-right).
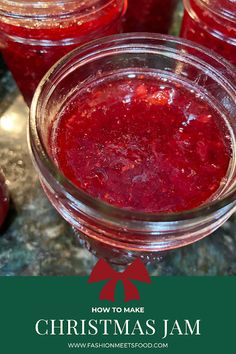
[
  {"x1": 124, "y1": 0, "x2": 178, "y2": 33},
  {"x1": 0, "y1": 1, "x2": 124, "y2": 105},
  {"x1": 50, "y1": 72, "x2": 231, "y2": 213},
  {"x1": 181, "y1": 0, "x2": 236, "y2": 66}
]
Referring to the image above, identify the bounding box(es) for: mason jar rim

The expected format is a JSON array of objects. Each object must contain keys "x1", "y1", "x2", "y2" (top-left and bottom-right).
[
  {"x1": 183, "y1": 0, "x2": 236, "y2": 24},
  {"x1": 0, "y1": 0, "x2": 118, "y2": 19},
  {"x1": 0, "y1": 0, "x2": 113, "y2": 7},
  {"x1": 29, "y1": 33, "x2": 236, "y2": 223}
]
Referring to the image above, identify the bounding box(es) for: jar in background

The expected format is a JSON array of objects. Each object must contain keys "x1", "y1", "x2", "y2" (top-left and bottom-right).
[
  {"x1": 181, "y1": 0, "x2": 236, "y2": 66},
  {"x1": 0, "y1": 0, "x2": 127, "y2": 106},
  {"x1": 0, "y1": 170, "x2": 9, "y2": 228},
  {"x1": 123, "y1": 0, "x2": 178, "y2": 34},
  {"x1": 29, "y1": 34, "x2": 236, "y2": 265}
]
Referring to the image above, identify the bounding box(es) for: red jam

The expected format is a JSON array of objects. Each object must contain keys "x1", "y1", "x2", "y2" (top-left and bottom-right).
[
  {"x1": 0, "y1": 172, "x2": 9, "y2": 228},
  {"x1": 49, "y1": 72, "x2": 231, "y2": 213},
  {"x1": 181, "y1": 0, "x2": 236, "y2": 66},
  {"x1": 124, "y1": 0, "x2": 178, "y2": 33},
  {"x1": 0, "y1": 1, "x2": 125, "y2": 105}
]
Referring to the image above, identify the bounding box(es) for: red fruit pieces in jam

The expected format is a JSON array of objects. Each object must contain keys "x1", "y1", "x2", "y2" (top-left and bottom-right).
[
  {"x1": 181, "y1": 0, "x2": 236, "y2": 66},
  {"x1": 50, "y1": 73, "x2": 231, "y2": 213},
  {"x1": 0, "y1": 1, "x2": 124, "y2": 105}
]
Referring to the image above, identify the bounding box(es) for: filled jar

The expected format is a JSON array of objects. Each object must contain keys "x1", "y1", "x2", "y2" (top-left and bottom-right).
[
  {"x1": 0, "y1": 0, "x2": 126, "y2": 105},
  {"x1": 123, "y1": 0, "x2": 178, "y2": 33},
  {"x1": 0, "y1": 170, "x2": 9, "y2": 229},
  {"x1": 29, "y1": 34, "x2": 236, "y2": 264},
  {"x1": 181, "y1": 0, "x2": 236, "y2": 66}
]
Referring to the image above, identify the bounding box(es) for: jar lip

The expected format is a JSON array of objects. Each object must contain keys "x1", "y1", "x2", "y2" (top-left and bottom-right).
[
  {"x1": 29, "y1": 33, "x2": 236, "y2": 223},
  {"x1": 0, "y1": 0, "x2": 116, "y2": 19},
  {"x1": 0, "y1": 0, "x2": 109, "y2": 6},
  {"x1": 1, "y1": 0, "x2": 77, "y2": 5},
  {"x1": 199, "y1": 0, "x2": 236, "y2": 22},
  {"x1": 184, "y1": 0, "x2": 236, "y2": 24}
]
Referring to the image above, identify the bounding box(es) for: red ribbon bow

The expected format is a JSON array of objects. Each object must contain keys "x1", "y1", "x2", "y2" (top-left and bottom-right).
[{"x1": 88, "y1": 258, "x2": 151, "y2": 302}]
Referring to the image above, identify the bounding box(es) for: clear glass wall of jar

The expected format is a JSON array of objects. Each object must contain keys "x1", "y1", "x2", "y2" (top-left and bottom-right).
[
  {"x1": 0, "y1": 0, "x2": 127, "y2": 105},
  {"x1": 181, "y1": 0, "x2": 236, "y2": 66},
  {"x1": 29, "y1": 34, "x2": 236, "y2": 265}
]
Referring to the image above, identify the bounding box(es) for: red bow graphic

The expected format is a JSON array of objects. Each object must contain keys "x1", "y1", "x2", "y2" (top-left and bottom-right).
[{"x1": 88, "y1": 258, "x2": 151, "y2": 302}]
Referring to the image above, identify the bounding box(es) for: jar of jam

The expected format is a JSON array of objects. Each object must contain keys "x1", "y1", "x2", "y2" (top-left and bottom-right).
[
  {"x1": 124, "y1": 0, "x2": 178, "y2": 33},
  {"x1": 181, "y1": 0, "x2": 236, "y2": 66},
  {"x1": 29, "y1": 34, "x2": 236, "y2": 264},
  {"x1": 0, "y1": 170, "x2": 9, "y2": 228},
  {"x1": 0, "y1": 0, "x2": 127, "y2": 106}
]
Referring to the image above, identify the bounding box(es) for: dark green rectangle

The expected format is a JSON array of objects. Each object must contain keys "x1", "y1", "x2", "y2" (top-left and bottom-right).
[{"x1": 0, "y1": 277, "x2": 235, "y2": 353}]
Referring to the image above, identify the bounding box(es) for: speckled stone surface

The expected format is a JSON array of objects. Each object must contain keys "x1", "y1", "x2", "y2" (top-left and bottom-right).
[{"x1": 0, "y1": 2, "x2": 236, "y2": 276}]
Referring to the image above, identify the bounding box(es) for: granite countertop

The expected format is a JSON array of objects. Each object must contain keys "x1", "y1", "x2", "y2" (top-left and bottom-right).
[{"x1": 0, "y1": 2, "x2": 236, "y2": 276}]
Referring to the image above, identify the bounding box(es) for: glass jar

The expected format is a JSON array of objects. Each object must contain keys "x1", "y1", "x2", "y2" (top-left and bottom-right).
[
  {"x1": 181, "y1": 0, "x2": 236, "y2": 66},
  {"x1": 0, "y1": 0, "x2": 127, "y2": 106},
  {"x1": 123, "y1": 0, "x2": 178, "y2": 33},
  {"x1": 0, "y1": 170, "x2": 9, "y2": 228},
  {"x1": 29, "y1": 33, "x2": 236, "y2": 265}
]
